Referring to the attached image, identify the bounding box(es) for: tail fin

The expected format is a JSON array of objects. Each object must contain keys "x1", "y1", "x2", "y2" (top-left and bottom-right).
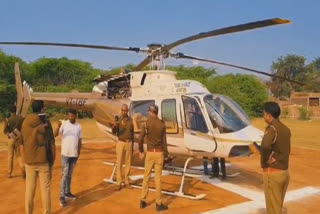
[
  {"x1": 15, "y1": 62, "x2": 33, "y2": 117},
  {"x1": 21, "y1": 81, "x2": 33, "y2": 117},
  {"x1": 15, "y1": 62, "x2": 24, "y2": 115}
]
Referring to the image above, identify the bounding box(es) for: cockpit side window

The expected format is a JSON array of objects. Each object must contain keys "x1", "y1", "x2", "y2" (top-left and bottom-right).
[
  {"x1": 182, "y1": 96, "x2": 208, "y2": 133},
  {"x1": 161, "y1": 99, "x2": 178, "y2": 134},
  {"x1": 131, "y1": 100, "x2": 155, "y2": 132}
]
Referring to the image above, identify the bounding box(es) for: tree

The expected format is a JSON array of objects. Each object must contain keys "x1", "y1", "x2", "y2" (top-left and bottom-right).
[
  {"x1": 270, "y1": 54, "x2": 312, "y2": 98},
  {"x1": 0, "y1": 50, "x2": 28, "y2": 118},
  {"x1": 167, "y1": 65, "x2": 216, "y2": 85},
  {"x1": 27, "y1": 57, "x2": 103, "y2": 91},
  {"x1": 206, "y1": 74, "x2": 268, "y2": 117},
  {"x1": 311, "y1": 57, "x2": 320, "y2": 71}
]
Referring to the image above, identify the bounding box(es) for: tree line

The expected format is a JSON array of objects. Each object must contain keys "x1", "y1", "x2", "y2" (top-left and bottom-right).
[{"x1": 1, "y1": 49, "x2": 319, "y2": 119}]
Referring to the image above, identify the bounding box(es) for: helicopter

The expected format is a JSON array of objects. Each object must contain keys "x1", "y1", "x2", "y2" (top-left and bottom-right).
[{"x1": 1, "y1": 18, "x2": 301, "y2": 199}]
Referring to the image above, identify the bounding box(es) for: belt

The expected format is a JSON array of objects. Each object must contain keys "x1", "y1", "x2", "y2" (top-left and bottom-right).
[
  {"x1": 119, "y1": 139, "x2": 131, "y2": 143},
  {"x1": 147, "y1": 148, "x2": 163, "y2": 152},
  {"x1": 263, "y1": 167, "x2": 285, "y2": 173}
]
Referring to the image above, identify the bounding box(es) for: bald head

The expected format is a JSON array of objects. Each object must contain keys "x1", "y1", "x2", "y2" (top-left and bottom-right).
[{"x1": 121, "y1": 104, "x2": 129, "y2": 117}]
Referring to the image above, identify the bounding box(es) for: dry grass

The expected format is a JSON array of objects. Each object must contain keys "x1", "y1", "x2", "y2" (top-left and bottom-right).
[{"x1": 252, "y1": 118, "x2": 320, "y2": 151}]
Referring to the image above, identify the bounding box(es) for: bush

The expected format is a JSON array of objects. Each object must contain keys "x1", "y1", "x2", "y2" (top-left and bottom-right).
[
  {"x1": 298, "y1": 107, "x2": 312, "y2": 120},
  {"x1": 281, "y1": 108, "x2": 289, "y2": 118}
]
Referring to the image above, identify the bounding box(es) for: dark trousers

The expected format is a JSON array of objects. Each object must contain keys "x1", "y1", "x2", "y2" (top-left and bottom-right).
[{"x1": 213, "y1": 158, "x2": 226, "y2": 177}]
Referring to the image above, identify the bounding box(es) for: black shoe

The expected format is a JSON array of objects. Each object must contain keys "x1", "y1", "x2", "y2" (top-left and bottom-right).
[
  {"x1": 210, "y1": 173, "x2": 219, "y2": 179},
  {"x1": 156, "y1": 203, "x2": 168, "y2": 211},
  {"x1": 140, "y1": 200, "x2": 147, "y2": 209},
  {"x1": 60, "y1": 197, "x2": 67, "y2": 207},
  {"x1": 221, "y1": 174, "x2": 227, "y2": 180},
  {"x1": 65, "y1": 193, "x2": 76, "y2": 200}
]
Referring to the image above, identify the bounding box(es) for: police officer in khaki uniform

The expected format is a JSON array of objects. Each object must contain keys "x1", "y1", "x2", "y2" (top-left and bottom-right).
[
  {"x1": 261, "y1": 101, "x2": 291, "y2": 214},
  {"x1": 3, "y1": 105, "x2": 25, "y2": 178},
  {"x1": 112, "y1": 104, "x2": 134, "y2": 190},
  {"x1": 138, "y1": 104, "x2": 168, "y2": 212}
]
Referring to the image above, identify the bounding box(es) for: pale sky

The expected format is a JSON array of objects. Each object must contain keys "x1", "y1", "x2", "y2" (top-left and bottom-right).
[{"x1": 0, "y1": 0, "x2": 319, "y2": 78}]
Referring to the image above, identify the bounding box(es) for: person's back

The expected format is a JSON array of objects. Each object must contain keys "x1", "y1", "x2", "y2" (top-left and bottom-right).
[
  {"x1": 139, "y1": 104, "x2": 168, "y2": 211},
  {"x1": 21, "y1": 100, "x2": 55, "y2": 214},
  {"x1": 6, "y1": 114, "x2": 24, "y2": 133},
  {"x1": 21, "y1": 113, "x2": 48, "y2": 164},
  {"x1": 145, "y1": 117, "x2": 166, "y2": 151},
  {"x1": 4, "y1": 106, "x2": 25, "y2": 178}
]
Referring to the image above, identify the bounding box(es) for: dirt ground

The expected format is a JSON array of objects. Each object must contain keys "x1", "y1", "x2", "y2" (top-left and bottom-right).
[{"x1": 0, "y1": 118, "x2": 319, "y2": 214}]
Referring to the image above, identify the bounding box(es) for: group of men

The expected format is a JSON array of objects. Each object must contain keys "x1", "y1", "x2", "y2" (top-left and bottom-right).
[
  {"x1": 4, "y1": 101, "x2": 82, "y2": 214},
  {"x1": 4, "y1": 100, "x2": 291, "y2": 214}
]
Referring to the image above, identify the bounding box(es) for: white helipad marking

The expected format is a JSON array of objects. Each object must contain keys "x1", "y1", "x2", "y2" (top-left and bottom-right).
[
  {"x1": 200, "y1": 176, "x2": 320, "y2": 214},
  {"x1": 202, "y1": 176, "x2": 264, "y2": 201}
]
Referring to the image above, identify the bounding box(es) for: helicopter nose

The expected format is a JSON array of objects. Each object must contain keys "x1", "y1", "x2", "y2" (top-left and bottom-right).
[{"x1": 238, "y1": 125, "x2": 264, "y2": 142}]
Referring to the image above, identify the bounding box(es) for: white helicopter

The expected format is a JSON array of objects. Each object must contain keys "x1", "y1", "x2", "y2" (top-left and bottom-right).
[{"x1": 2, "y1": 18, "x2": 301, "y2": 199}]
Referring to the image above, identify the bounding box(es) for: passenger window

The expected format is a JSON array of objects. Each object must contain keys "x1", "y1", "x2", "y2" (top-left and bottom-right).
[
  {"x1": 131, "y1": 100, "x2": 155, "y2": 132},
  {"x1": 182, "y1": 96, "x2": 208, "y2": 133},
  {"x1": 161, "y1": 99, "x2": 178, "y2": 134}
]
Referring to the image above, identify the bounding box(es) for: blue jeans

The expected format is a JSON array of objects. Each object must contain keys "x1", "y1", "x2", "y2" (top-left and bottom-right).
[{"x1": 60, "y1": 156, "x2": 78, "y2": 197}]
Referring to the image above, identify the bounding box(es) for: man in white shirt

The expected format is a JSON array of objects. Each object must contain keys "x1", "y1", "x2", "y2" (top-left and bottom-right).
[{"x1": 55, "y1": 109, "x2": 82, "y2": 207}]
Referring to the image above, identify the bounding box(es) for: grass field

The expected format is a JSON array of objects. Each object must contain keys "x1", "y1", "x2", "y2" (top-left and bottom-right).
[{"x1": 251, "y1": 118, "x2": 320, "y2": 151}]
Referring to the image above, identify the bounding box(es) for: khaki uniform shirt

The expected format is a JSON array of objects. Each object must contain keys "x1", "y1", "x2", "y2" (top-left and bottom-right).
[
  {"x1": 261, "y1": 119, "x2": 291, "y2": 170},
  {"x1": 112, "y1": 116, "x2": 134, "y2": 142},
  {"x1": 138, "y1": 117, "x2": 168, "y2": 156},
  {"x1": 3, "y1": 114, "x2": 24, "y2": 134}
]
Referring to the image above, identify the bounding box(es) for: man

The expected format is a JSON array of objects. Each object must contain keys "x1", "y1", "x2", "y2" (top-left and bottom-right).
[
  {"x1": 138, "y1": 104, "x2": 168, "y2": 212},
  {"x1": 190, "y1": 103, "x2": 207, "y2": 133},
  {"x1": 21, "y1": 100, "x2": 56, "y2": 214},
  {"x1": 3, "y1": 105, "x2": 25, "y2": 178},
  {"x1": 55, "y1": 109, "x2": 82, "y2": 206},
  {"x1": 261, "y1": 101, "x2": 291, "y2": 214},
  {"x1": 111, "y1": 104, "x2": 134, "y2": 190}
]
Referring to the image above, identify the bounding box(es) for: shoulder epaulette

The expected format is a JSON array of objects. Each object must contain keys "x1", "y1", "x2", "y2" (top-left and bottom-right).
[{"x1": 269, "y1": 125, "x2": 277, "y2": 144}]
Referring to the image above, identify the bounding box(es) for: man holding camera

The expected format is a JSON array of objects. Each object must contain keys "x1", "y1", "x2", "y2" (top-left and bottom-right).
[
  {"x1": 112, "y1": 104, "x2": 134, "y2": 190},
  {"x1": 3, "y1": 105, "x2": 25, "y2": 178}
]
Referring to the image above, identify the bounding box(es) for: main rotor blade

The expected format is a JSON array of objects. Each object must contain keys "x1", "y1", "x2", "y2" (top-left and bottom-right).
[
  {"x1": 0, "y1": 42, "x2": 145, "y2": 53},
  {"x1": 134, "y1": 56, "x2": 151, "y2": 71},
  {"x1": 164, "y1": 18, "x2": 291, "y2": 51},
  {"x1": 173, "y1": 53, "x2": 304, "y2": 85}
]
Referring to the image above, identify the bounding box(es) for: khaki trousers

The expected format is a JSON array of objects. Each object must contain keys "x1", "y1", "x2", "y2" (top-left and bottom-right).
[
  {"x1": 116, "y1": 141, "x2": 132, "y2": 185},
  {"x1": 141, "y1": 152, "x2": 164, "y2": 205},
  {"x1": 263, "y1": 170, "x2": 290, "y2": 214},
  {"x1": 25, "y1": 163, "x2": 52, "y2": 214},
  {"x1": 8, "y1": 138, "x2": 25, "y2": 176}
]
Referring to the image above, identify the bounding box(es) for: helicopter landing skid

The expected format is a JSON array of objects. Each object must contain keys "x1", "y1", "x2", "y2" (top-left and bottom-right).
[{"x1": 103, "y1": 158, "x2": 206, "y2": 200}]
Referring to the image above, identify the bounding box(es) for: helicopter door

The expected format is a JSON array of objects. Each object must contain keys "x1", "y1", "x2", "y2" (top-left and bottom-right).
[{"x1": 182, "y1": 96, "x2": 216, "y2": 152}]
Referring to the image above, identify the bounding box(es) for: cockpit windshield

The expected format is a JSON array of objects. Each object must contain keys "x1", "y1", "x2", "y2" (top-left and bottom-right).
[{"x1": 203, "y1": 94, "x2": 250, "y2": 133}]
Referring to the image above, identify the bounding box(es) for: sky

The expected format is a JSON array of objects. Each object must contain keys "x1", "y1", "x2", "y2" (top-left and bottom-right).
[{"x1": 0, "y1": 0, "x2": 319, "y2": 79}]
